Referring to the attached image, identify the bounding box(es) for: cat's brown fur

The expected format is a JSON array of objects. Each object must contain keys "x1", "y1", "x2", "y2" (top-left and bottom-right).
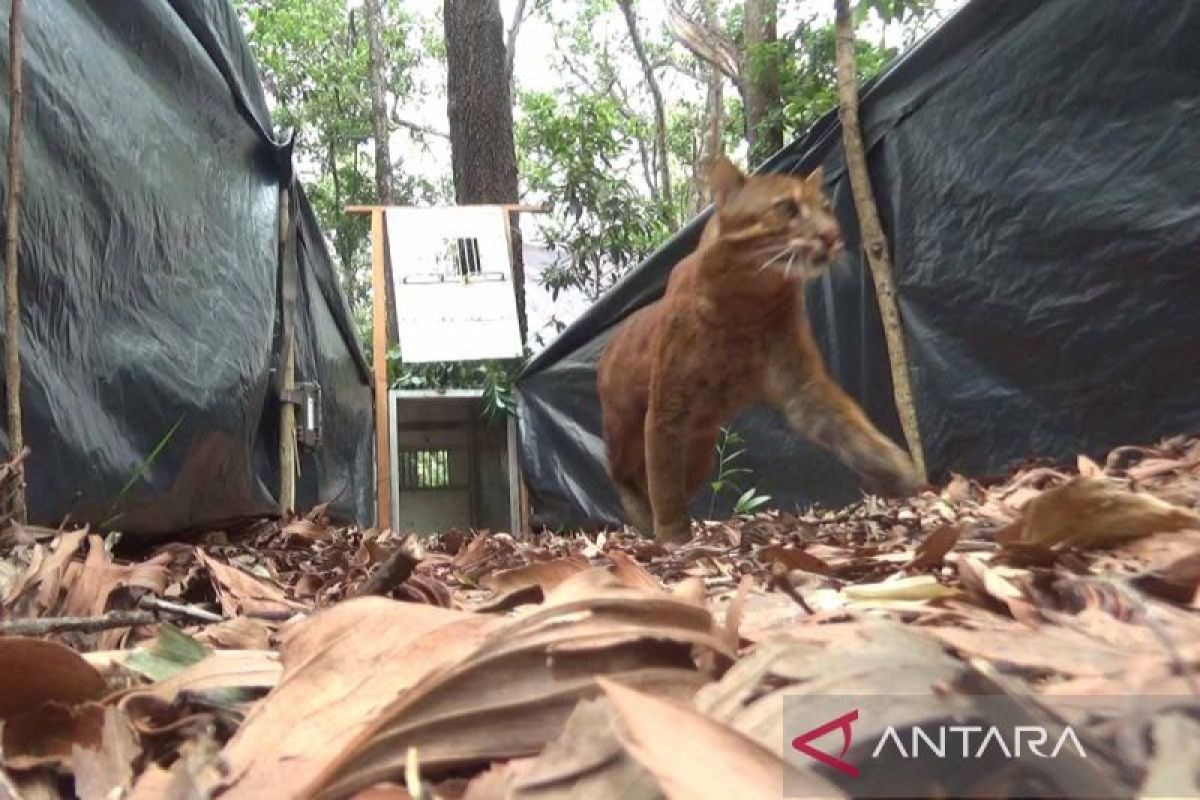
[{"x1": 597, "y1": 157, "x2": 920, "y2": 543}]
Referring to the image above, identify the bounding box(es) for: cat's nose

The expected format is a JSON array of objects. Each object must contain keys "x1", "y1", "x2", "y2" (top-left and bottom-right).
[{"x1": 819, "y1": 229, "x2": 840, "y2": 250}]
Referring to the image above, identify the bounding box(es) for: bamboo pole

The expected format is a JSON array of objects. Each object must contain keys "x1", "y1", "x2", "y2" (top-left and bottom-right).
[
  {"x1": 278, "y1": 188, "x2": 296, "y2": 514},
  {"x1": 4, "y1": 0, "x2": 26, "y2": 522},
  {"x1": 833, "y1": 0, "x2": 927, "y2": 482},
  {"x1": 369, "y1": 209, "x2": 391, "y2": 530}
]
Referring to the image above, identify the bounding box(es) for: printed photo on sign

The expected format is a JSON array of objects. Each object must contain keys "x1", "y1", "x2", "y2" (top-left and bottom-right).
[{"x1": 385, "y1": 206, "x2": 523, "y2": 363}]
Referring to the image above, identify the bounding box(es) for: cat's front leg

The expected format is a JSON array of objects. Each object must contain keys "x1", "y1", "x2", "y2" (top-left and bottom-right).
[
  {"x1": 644, "y1": 390, "x2": 693, "y2": 543},
  {"x1": 767, "y1": 362, "x2": 921, "y2": 497}
]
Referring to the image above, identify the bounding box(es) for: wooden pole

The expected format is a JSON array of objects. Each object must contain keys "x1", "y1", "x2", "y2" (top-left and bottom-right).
[
  {"x1": 278, "y1": 185, "x2": 296, "y2": 516},
  {"x1": 4, "y1": 0, "x2": 26, "y2": 522},
  {"x1": 833, "y1": 0, "x2": 927, "y2": 482},
  {"x1": 369, "y1": 209, "x2": 391, "y2": 530}
]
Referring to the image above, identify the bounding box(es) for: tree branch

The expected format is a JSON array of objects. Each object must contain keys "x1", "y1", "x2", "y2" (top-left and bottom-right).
[
  {"x1": 505, "y1": 0, "x2": 531, "y2": 85},
  {"x1": 390, "y1": 111, "x2": 450, "y2": 140},
  {"x1": 666, "y1": 0, "x2": 741, "y2": 86},
  {"x1": 833, "y1": 0, "x2": 927, "y2": 481},
  {"x1": 616, "y1": 0, "x2": 674, "y2": 225},
  {"x1": 5, "y1": 0, "x2": 26, "y2": 523}
]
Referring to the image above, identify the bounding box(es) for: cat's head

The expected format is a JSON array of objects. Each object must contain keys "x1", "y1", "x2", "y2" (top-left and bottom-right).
[{"x1": 707, "y1": 156, "x2": 843, "y2": 280}]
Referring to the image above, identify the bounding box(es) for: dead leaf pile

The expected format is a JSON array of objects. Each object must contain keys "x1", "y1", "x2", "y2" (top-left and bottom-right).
[{"x1": 0, "y1": 435, "x2": 1198, "y2": 797}]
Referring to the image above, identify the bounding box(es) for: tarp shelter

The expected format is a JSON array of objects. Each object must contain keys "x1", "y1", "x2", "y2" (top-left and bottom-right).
[
  {"x1": 0, "y1": 1, "x2": 373, "y2": 534},
  {"x1": 516, "y1": 0, "x2": 1200, "y2": 529}
]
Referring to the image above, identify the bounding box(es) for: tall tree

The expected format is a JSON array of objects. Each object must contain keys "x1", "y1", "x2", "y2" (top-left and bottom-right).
[
  {"x1": 743, "y1": 0, "x2": 783, "y2": 165},
  {"x1": 615, "y1": 0, "x2": 674, "y2": 228},
  {"x1": 833, "y1": 0, "x2": 926, "y2": 481},
  {"x1": 361, "y1": 0, "x2": 399, "y2": 340},
  {"x1": 444, "y1": 0, "x2": 526, "y2": 343},
  {"x1": 363, "y1": 0, "x2": 393, "y2": 205}
]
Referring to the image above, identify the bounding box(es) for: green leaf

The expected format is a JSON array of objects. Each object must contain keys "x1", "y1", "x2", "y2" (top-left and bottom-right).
[{"x1": 124, "y1": 623, "x2": 211, "y2": 683}]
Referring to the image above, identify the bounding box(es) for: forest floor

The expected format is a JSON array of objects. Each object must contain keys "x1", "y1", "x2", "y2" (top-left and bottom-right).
[{"x1": 1, "y1": 436, "x2": 1199, "y2": 798}]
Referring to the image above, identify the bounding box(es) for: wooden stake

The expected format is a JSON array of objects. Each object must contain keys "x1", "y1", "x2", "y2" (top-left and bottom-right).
[
  {"x1": 4, "y1": 0, "x2": 26, "y2": 522},
  {"x1": 369, "y1": 209, "x2": 391, "y2": 530},
  {"x1": 278, "y1": 188, "x2": 296, "y2": 515},
  {"x1": 833, "y1": 0, "x2": 927, "y2": 482}
]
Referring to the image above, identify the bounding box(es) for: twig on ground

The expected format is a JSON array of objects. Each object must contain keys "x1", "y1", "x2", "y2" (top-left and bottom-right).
[
  {"x1": 354, "y1": 544, "x2": 420, "y2": 598},
  {"x1": 768, "y1": 567, "x2": 815, "y2": 615},
  {"x1": 138, "y1": 596, "x2": 225, "y2": 624},
  {"x1": 0, "y1": 610, "x2": 157, "y2": 636},
  {"x1": 1, "y1": 597, "x2": 228, "y2": 636}
]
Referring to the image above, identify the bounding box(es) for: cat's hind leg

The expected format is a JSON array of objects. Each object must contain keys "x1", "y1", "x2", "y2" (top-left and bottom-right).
[{"x1": 615, "y1": 482, "x2": 653, "y2": 535}]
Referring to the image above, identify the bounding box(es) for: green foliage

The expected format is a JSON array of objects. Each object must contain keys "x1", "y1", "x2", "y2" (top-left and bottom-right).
[
  {"x1": 518, "y1": 89, "x2": 673, "y2": 300},
  {"x1": 237, "y1": 0, "x2": 427, "y2": 311},
  {"x1": 388, "y1": 352, "x2": 521, "y2": 422},
  {"x1": 854, "y1": 0, "x2": 934, "y2": 25},
  {"x1": 774, "y1": 22, "x2": 897, "y2": 138},
  {"x1": 708, "y1": 428, "x2": 770, "y2": 518}
]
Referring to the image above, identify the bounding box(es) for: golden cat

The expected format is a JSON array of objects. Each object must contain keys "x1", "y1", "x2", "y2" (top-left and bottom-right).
[{"x1": 597, "y1": 157, "x2": 920, "y2": 543}]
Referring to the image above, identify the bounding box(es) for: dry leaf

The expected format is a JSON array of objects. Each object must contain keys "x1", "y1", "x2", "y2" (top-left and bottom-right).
[
  {"x1": 905, "y1": 524, "x2": 962, "y2": 572},
  {"x1": 0, "y1": 638, "x2": 107, "y2": 719},
  {"x1": 72, "y1": 707, "x2": 140, "y2": 800},
  {"x1": 196, "y1": 549, "x2": 305, "y2": 618},
  {"x1": 220, "y1": 598, "x2": 499, "y2": 799},
  {"x1": 1139, "y1": 712, "x2": 1200, "y2": 797},
  {"x1": 606, "y1": 551, "x2": 663, "y2": 593},
  {"x1": 122, "y1": 649, "x2": 281, "y2": 705},
  {"x1": 2, "y1": 529, "x2": 85, "y2": 611},
  {"x1": 842, "y1": 575, "x2": 960, "y2": 602},
  {"x1": 2, "y1": 701, "x2": 106, "y2": 770},
  {"x1": 478, "y1": 556, "x2": 589, "y2": 596},
  {"x1": 1001, "y1": 477, "x2": 1200, "y2": 548},
  {"x1": 61, "y1": 535, "x2": 171, "y2": 619},
  {"x1": 281, "y1": 518, "x2": 332, "y2": 543},
  {"x1": 599, "y1": 678, "x2": 842, "y2": 800},
  {"x1": 195, "y1": 617, "x2": 274, "y2": 650},
  {"x1": 306, "y1": 580, "x2": 732, "y2": 799},
  {"x1": 757, "y1": 545, "x2": 832, "y2": 576},
  {"x1": 1108, "y1": 530, "x2": 1200, "y2": 604},
  {"x1": 1077, "y1": 454, "x2": 1103, "y2": 478},
  {"x1": 506, "y1": 697, "x2": 658, "y2": 800}
]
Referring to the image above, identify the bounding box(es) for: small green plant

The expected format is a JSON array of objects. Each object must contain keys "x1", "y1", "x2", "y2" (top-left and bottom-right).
[
  {"x1": 102, "y1": 416, "x2": 184, "y2": 528},
  {"x1": 708, "y1": 428, "x2": 771, "y2": 519}
]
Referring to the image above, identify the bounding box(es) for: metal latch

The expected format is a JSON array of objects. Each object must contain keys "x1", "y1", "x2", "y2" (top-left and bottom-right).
[{"x1": 282, "y1": 382, "x2": 322, "y2": 448}]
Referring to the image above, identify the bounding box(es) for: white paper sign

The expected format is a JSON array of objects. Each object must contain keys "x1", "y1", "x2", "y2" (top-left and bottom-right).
[{"x1": 385, "y1": 206, "x2": 523, "y2": 363}]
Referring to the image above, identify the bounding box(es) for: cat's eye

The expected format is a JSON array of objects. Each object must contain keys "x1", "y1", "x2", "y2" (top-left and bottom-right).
[{"x1": 773, "y1": 199, "x2": 800, "y2": 219}]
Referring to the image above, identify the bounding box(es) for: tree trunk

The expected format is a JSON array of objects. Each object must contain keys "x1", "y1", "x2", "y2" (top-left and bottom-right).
[
  {"x1": 743, "y1": 0, "x2": 783, "y2": 167},
  {"x1": 616, "y1": 0, "x2": 674, "y2": 227},
  {"x1": 362, "y1": 0, "x2": 399, "y2": 344},
  {"x1": 444, "y1": 0, "x2": 526, "y2": 345},
  {"x1": 4, "y1": 0, "x2": 26, "y2": 522},
  {"x1": 833, "y1": 0, "x2": 927, "y2": 481},
  {"x1": 694, "y1": 0, "x2": 723, "y2": 212}
]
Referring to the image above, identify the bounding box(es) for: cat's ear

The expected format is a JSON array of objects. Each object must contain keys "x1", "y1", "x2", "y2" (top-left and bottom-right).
[
  {"x1": 803, "y1": 166, "x2": 825, "y2": 195},
  {"x1": 708, "y1": 157, "x2": 745, "y2": 205}
]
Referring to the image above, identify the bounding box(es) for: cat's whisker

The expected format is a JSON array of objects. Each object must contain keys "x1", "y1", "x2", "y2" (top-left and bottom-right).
[{"x1": 758, "y1": 247, "x2": 792, "y2": 272}]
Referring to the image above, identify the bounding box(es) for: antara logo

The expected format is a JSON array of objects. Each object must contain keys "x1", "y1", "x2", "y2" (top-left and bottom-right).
[
  {"x1": 791, "y1": 710, "x2": 1088, "y2": 778},
  {"x1": 791, "y1": 710, "x2": 860, "y2": 778},
  {"x1": 872, "y1": 725, "x2": 1088, "y2": 760}
]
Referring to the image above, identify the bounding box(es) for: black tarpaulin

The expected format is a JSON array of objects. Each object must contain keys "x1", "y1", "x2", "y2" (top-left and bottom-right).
[
  {"x1": 0, "y1": 0, "x2": 372, "y2": 535},
  {"x1": 516, "y1": 0, "x2": 1200, "y2": 529}
]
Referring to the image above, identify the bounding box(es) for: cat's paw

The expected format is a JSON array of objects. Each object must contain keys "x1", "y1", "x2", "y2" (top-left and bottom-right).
[
  {"x1": 861, "y1": 447, "x2": 922, "y2": 498},
  {"x1": 653, "y1": 519, "x2": 692, "y2": 544}
]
